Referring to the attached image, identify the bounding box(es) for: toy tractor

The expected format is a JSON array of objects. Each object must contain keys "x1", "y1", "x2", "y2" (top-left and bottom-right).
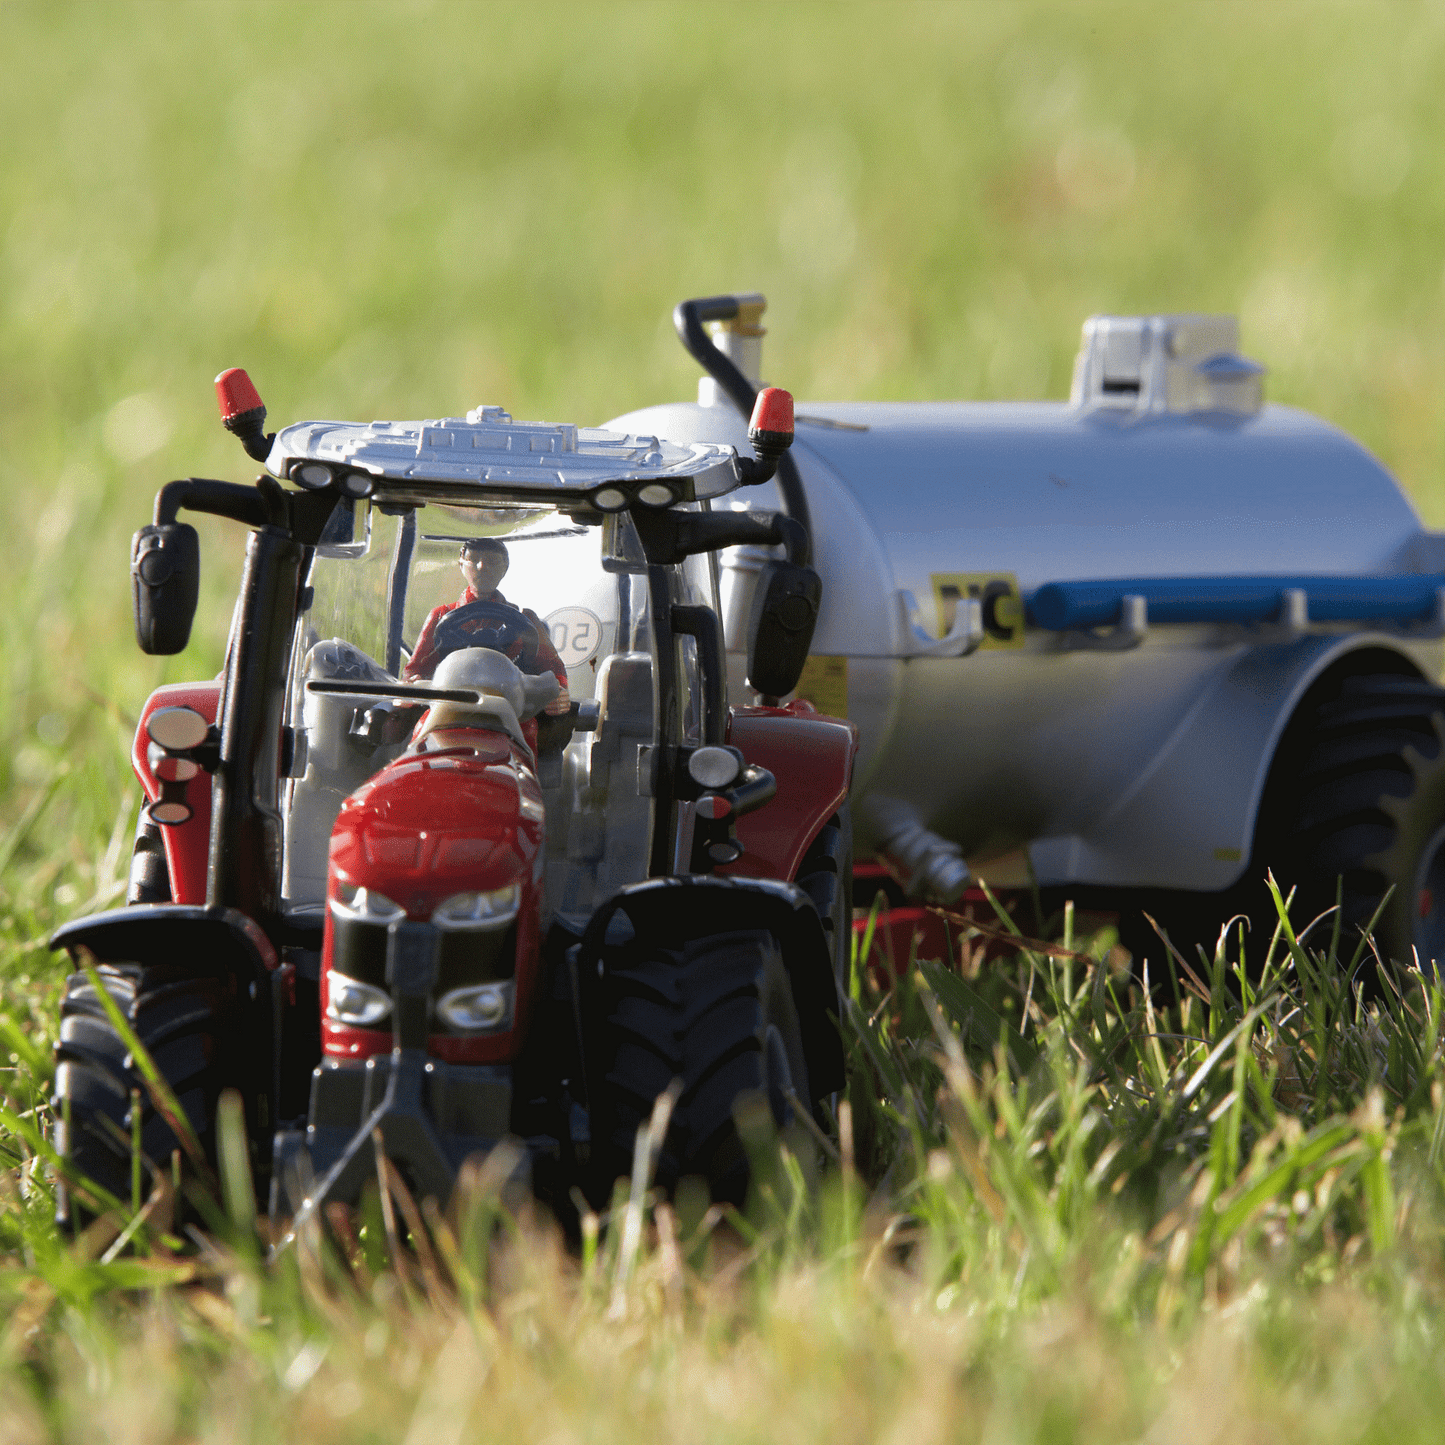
[
  {"x1": 614, "y1": 296, "x2": 1445, "y2": 975},
  {"x1": 50, "y1": 360, "x2": 854, "y2": 1223}
]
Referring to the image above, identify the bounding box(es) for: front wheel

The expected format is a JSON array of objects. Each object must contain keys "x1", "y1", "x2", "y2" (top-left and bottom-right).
[
  {"x1": 52, "y1": 962, "x2": 249, "y2": 1225},
  {"x1": 589, "y1": 929, "x2": 810, "y2": 1206}
]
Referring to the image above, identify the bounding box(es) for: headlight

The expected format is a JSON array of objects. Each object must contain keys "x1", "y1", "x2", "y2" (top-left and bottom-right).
[
  {"x1": 326, "y1": 972, "x2": 392, "y2": 1028},
  {"x1": 592, "y1": 485, "x2": 630, "y2": 512},
  {"x1": 292, "y1": 461, "x2": 334, "y2": 490},
  {"x1": 636, "y1": 482, "x2": 676, "y2": 508},
  {"x1": 437, "y1": 981, "x2": 513, "y2": 1032},
  {"x1": 434, "y1": 884, "x2": 521, "y2": 930},
  {"x1": 330, "y1": 883, "x2": 406, "y2": 925}
]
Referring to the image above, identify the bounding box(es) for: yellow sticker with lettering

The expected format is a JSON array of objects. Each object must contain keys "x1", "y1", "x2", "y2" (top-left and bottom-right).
[
  {"x1": 931, "y1": 572, "x2": 1026, "y2": 650},
  {"x1": 793, "y1": 655, "x2": 848, "y2": 718}
]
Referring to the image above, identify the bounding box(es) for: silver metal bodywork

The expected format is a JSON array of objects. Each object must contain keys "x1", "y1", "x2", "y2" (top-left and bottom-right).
[
  {"x1": 268, "y1": 408, "x2": 741, "y2": 502},
  {"x1": 604, "y1": 383, "x2": 1445, "y2": 894}
]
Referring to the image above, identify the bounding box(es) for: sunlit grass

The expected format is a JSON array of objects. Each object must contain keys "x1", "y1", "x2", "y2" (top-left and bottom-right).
[{"x1": 8, "y1": 893, "x2": 1445, "y2": 1439}]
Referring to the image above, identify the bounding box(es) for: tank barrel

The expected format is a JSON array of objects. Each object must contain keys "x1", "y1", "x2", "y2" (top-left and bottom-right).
[{"x1": 607, "y1": 301, "x2": 1445, "y2": 947}]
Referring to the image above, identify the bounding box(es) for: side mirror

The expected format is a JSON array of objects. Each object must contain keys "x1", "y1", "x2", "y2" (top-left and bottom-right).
[
  {"x1": 746, "y1": 559, "x2": 821, "y2": 699},
  {"x1": 131, "y1": 522, "x2": 200, "y2": 655}
]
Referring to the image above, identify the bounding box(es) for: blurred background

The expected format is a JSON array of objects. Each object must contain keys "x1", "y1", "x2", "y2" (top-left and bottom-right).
[{"x1": 3, "y1": 0, "x2": 1445, "y2": 956}]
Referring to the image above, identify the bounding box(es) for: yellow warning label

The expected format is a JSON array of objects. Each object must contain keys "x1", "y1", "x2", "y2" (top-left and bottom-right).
[
  {"x1": 931, "y1": 572, "x2": 1026, "y2": 650},
  {"x1": 794, "y1": 655, "x2": 848, "y2": 718}
]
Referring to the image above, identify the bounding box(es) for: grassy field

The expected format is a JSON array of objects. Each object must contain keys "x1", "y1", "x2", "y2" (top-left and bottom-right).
[{"x1": 6, "y1": 0, "x2": 1445, "y2": 1438}]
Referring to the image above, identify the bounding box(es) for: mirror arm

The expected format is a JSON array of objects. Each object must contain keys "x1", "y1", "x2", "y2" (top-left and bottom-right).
[
  {"x1": 631, "y1": 508, "x2": 807, "y2": 567},
  {"x1": 154, "y1": 475, "x2": 340, "y2": 543},
  {"x1": 155, "y1": 477, "x2": 273, "y2": 529}
]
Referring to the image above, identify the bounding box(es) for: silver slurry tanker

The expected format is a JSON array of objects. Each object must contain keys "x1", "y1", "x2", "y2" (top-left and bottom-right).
[{"x1": 605, "y1": 295, "x2": 1445, "y2": 967}]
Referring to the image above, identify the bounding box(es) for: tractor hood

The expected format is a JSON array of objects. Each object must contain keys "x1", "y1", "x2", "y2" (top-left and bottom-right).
[{"x1": 328, "y1": 741, "x2": 545, "y2": 919}]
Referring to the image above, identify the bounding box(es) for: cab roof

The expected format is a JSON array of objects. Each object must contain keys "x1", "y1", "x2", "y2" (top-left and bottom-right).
[{"x1": 267, "y1": 405, "x2": 742, "y2": 507}]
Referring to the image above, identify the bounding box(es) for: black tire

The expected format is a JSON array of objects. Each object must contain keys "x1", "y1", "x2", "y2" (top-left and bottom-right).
[
  {"x1": 795, "y1": 807, "x2": 854, "y2": 991},
  {"x1": 126, "y1": 816, "x2": 172, "y2": 905},
  {"x1": 589, "y1": 929, "x2": 810, "y2": 1206},
  {"x1": 1108, "y1": 670, "x2": 1445, "y2": 982},
  {"x1": 1265, "y1": 672, "x2": 1445, "y2": 971},
  {"x1": 52, "y1": 962, "x2": 246, "y2": 1223}
]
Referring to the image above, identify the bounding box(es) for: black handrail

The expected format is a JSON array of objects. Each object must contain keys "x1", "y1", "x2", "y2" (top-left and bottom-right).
[
  {"x1": 673, "y1": 294, "x2": 813, "y2": 561},
  {"x1": 671, "y1": 604, "x2": 726, "y2": 747}
]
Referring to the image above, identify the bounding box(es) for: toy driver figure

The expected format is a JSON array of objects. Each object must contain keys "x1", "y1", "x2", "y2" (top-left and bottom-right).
[{"x1": 405, "y1": 537, "x2": 571, "y2": 717}]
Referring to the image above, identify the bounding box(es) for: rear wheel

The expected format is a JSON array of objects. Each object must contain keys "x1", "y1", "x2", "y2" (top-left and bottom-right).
[
  {"x1": 1268, "y1": 672, "x2": 1445, "y2": 971},
  {"x1": 589, "y1": 929, "x2": 810, "y2": 1206},
  {"x1": 1113, "y1": 671, "x2": 1445, "y2": 981},
  {"x1": 795, "y1": 807, "x2": 854, "y2": 990},
  {"x1": 52, "y1": 962, "x2": 247, "y2": 1224},
  {"x1": 126, "y1": 816, "x2": 172, "y2": 904}
]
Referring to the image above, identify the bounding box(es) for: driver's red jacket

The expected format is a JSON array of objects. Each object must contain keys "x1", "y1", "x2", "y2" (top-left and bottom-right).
[{"x1": 403, "y1": 586, "x2": 568, "y2": 685}]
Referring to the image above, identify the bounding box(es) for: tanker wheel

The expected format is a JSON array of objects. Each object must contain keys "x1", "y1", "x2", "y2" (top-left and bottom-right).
[
  {"x1": 1245, "y1": 671, "x2": 1445, "y2": 976},
  {"x1": 795, "y1": 806, "x2": 854, "y2": 990},
  {"x1": 589, "y1": 929, "x2": 811, "y2": 1207},
  {"x1": 52, "y1": 961, "x2": 247, "y2": 1226}
]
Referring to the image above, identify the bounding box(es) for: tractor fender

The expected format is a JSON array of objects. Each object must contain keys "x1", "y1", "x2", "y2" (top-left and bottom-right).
[
  {"x1": 51, "y1": 903, "x2": 277, "y2": 978},
  {"x1": 132, "y1": 683, "x2": 221, "y2": 905},
  {"x1": 1028, "y1": 633, "x2": 1435, "y2": 891},
  {"x1": 722, "y1": 705, "x2": 858, "y2": 883},
  {"x1": 578, "y1": 875, "x2": 845, "y2": 1097}
]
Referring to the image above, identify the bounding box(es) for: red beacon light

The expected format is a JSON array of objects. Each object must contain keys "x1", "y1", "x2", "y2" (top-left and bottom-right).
[
  {"x1": 748, "y1": 386, "x2": 794, "y2": 460},
  {"x1": 733, "y1": 386, "x2": 795, "y2": 488},
  {"x1": 215, "y1": 367, "x2": 263, "y2": 423},
  {"x1": 214, "y1": 367, "x2": 273, "y2": 463}
]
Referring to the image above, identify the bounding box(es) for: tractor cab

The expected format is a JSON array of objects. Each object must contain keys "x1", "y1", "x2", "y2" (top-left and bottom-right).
[{"x1": 281, "y1": 490, "x2": 716, "y2": 932}]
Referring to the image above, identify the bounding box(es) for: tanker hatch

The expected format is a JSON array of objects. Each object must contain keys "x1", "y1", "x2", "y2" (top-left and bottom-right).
[
  {"x1": 699, "y1": 292, "x2": 767, "y2": 406},
  {"x1": 1071, "y1": 313, "x2": 1264, "y2": 417}
]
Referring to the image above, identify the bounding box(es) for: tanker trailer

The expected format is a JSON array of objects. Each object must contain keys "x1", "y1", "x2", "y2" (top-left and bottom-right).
[{"x1": 605, "y1": 295, "x2": 1445, "y2": 972}]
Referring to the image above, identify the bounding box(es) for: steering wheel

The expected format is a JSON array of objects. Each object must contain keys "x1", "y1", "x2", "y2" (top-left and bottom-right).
[{"x1": 432, "y1": 597, "x2": 534, "y2": 662}]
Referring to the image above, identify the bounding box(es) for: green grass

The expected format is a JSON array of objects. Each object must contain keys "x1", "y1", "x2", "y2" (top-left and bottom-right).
[
  {"x1": 7, "y1": 1, "x2": 1445, "y2": 1437},
  {"x1": 9, "y1": 899, "x2": 1445, "y2": 1440}
]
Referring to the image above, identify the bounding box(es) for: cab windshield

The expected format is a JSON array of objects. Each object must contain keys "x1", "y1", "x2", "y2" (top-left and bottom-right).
[{"x1": 280, "y1": 497, "x2": 664, "y2": 926}]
